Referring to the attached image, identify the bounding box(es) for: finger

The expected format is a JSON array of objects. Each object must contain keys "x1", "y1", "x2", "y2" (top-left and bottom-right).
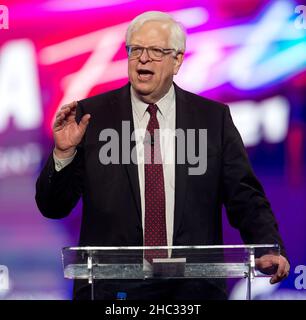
[
  {"x1": 53, "y1": 123, "x2": 65, "y2": 132},
  {"x1": 62, "y1": 101, "x2": 77, "y2": 111},
  {"x1": 56, "y1": 102, "x2": 78, "y2": 122},
  {"x1": 55, "y1": 109, "x2": 70, "y2": 122},
  {"x1": 270, "y1": 271, "x2": 287, "y2": 284},
  {"x1": 53, "y1": 113, "x2": 65, "y2": 128},
  {"x1": 55, "y1": 112, "x2": 68, "y2": 122},
  {"x1": 58, "y1": 105, "x2": 70, "y2": 114},
  {"x1": 70, "y1": 100, "x2": 78, "y2": 110},
  {"x1": 279, "y1": 256, "x2": 290, "y2": 278},
  {"x1": 55, "y1": 112, "x2": 63, "y2": 119},
  {"x1": 270, "y1": 268, "x2": 281, "y2": 284},
  {"x1": 57, "y1": 101, "x2": 78, "y2": 116},
  {"x1": 78, "y1": 114, "x2": 91, "y2": 131},
  {"x1": 66, "y1": 111, "x2": 77, "y2": 122},
  {"x1": 285, "y1": 259, "x2": 290, "y2": 271},
  {"x1": 61, "y1": 106, "x2": 74, "y2": 116},
  {"x1": 55, "y1": 112, "x2": 64, "y2": 121},
  {"x1": 53, "y1": 102, "x2": 76, "y2": 130},
  {"x1": 67, "y1": 101, "x2": 78, "y2": 116},
  {"x1": 270, "y1": 274, "x2": 280, "y2": 284},
  {"x1": 270, "y1": 257, "x2": 288, "y2": 284},
  {"x1": 277, "y1": 258, "x2": 286, "y2": 277},
  {"x1": 282, "y1": 261, "x2": 290, "y2": 279}
]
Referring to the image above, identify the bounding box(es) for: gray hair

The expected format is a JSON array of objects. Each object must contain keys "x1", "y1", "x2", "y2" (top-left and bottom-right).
[{"x1": 125, "y1": 11, "x2": 186, "y2": 53}]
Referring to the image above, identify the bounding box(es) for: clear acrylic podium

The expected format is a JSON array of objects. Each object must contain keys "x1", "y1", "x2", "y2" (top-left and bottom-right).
[{"x1": 62, "y1": 244, "x2": 280, "y2": 300}]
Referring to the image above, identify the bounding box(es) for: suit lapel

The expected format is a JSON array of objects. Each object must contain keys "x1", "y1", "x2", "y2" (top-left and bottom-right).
[
  {"x1": 112, "y1": 83, "x2": 142, "y2": 225},
  {"x1": 173, "y1": 84, "x2": 193, "y2": 243}
]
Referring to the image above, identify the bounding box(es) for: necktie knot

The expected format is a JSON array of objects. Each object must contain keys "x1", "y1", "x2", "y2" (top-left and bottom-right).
[{"x1": 147, "y1": 104, "x2": 158, "y2": 117}]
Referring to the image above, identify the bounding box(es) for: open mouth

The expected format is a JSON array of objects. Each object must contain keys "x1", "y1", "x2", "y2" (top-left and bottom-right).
[{"x1": 137, "y1": 69, "x2": 154, "y2": 81}]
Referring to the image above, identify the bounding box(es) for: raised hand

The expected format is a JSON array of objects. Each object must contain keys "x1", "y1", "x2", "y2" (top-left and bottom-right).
[{"x1": 53, "y1": 101, "x2": 91, "y2": 158}]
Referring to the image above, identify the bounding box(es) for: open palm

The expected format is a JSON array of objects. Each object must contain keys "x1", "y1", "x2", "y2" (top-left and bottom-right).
[{"x1": 53, "y1": 101, "x2": 90, "y2": 158}]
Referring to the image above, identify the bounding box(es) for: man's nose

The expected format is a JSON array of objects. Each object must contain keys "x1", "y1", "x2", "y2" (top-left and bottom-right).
[{"x1": 139, "y1": 48, "x2": 151, "y2": 63}]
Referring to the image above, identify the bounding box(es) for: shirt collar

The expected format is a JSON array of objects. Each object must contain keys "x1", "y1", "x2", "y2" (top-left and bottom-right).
[{"x1": 131, "y1": 84, "x2": 175, "y2": 121}]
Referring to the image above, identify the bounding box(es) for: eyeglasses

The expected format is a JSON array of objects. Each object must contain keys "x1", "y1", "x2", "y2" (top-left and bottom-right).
[{"x1": 126, "y1": 45, "x2": 177, "y2": 61}]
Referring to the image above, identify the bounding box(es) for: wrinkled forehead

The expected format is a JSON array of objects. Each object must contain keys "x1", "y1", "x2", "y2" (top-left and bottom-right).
[{"x1": 129, "y1": 21, "x2": 171, "y2": 47}]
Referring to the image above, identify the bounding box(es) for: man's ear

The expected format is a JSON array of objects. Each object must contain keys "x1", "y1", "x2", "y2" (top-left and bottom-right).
[{"x1": 173, "y1": 52, "x2": 184, "y2": 75}]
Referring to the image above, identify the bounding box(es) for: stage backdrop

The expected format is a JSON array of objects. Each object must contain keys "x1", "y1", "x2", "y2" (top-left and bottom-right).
[{"x1": 0, "y1": 0, "x2": 305, "y2": 299}]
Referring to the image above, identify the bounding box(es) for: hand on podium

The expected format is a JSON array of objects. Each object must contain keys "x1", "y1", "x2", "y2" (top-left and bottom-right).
[{"x1": 255, "y1": 254, "x2": 290, "y2": 284}]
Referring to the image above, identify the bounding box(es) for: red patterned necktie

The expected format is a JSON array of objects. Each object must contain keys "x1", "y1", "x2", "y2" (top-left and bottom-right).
[{"x1": 144, "y1": 104, "x2": 168, "y2": 264}]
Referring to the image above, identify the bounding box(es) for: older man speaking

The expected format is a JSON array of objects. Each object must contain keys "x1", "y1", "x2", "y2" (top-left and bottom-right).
[{"x1": 36, "y1": 11, "x2": 289, "y2": 300}]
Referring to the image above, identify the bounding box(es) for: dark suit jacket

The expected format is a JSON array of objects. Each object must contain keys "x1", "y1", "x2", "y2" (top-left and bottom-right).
[{"x1": 35, "y1": 83, "x2": 286, "y2": 299}]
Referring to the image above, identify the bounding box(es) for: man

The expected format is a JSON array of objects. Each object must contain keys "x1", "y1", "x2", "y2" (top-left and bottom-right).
[{"x1": 36, "y1": 11, "x2": 289, "y2": 300}]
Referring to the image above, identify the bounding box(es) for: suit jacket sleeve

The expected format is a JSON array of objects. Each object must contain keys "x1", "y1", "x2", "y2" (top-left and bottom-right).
[
  {"x1": 221, "y1": 105, "x2": 287, "y2": 257},
  {"x1": 35, "y1": 102, "x2": 85, "y2": 219}
]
